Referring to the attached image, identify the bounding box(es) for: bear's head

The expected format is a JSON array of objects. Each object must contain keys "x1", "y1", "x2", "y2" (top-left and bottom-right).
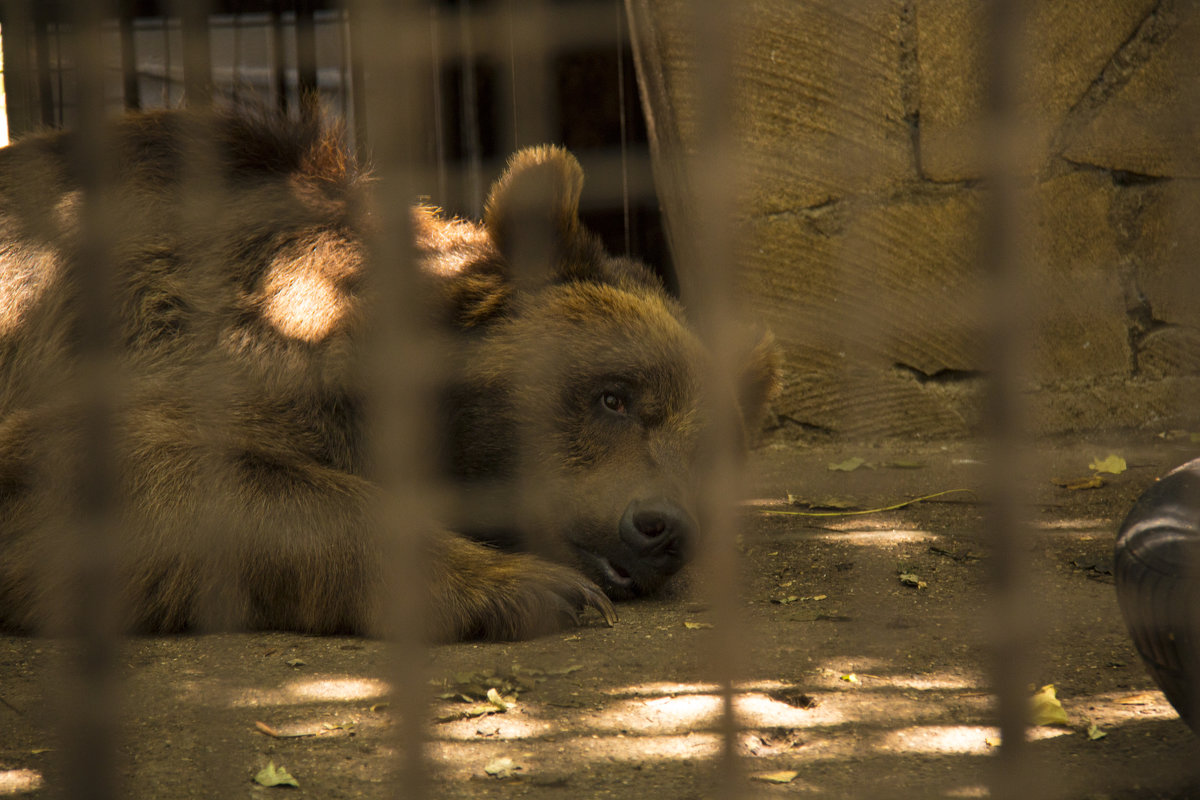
[{"x1": 444, "y1": 146, "x2": 780, "y2": 600}]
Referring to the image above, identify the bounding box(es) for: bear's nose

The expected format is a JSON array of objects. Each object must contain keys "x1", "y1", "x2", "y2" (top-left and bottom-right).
[{"x1": 618, "y1": 497, "x2": 694, "y2": 577}]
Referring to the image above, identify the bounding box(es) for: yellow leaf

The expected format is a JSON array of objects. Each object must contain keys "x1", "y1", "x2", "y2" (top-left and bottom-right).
[
  {"x1": 1087, "y1": 722, "x2": 1107, "y2": 740},
  {"x1": 1030, "y1": 684, "x2": 1069, "y2": 726},
  {"x1": 684, "y1": 621, "x2": 713, "y2": 630},
  {"x1": 840, "y1": 673, "x2": 860, "y2": 684},
  {"x1": 1116, "y1": 692, "x2": 1156, "y2": 705},
  {"x1": 985, "y1": 735, "x2": 1002, "y2": 747},
  {"x1": 828, "y1": 457, "x2": 865, "y2": 472},
  {"x1": 254, "y1": 761, "x2": 300, "y2": 788},
  {"x1": 486, "y1": 687, "x2": 514, "y2": 711},
  {"x1": 1088, "y1": 454, "x2": 1126, "y2": 475},
  {"x1": 484, "y1": 757, "x2": 520, "y2": 778},
  {"x1": 750, "y1": 770, "x2": 799, "y2": 784}
]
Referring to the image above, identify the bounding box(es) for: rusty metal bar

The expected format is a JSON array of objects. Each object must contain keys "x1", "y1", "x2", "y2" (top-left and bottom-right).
[
  {"x1": 454, "y1": 0, "x2": 483, "y2": 217},
  {"x1": 32, "y1": 4, "x2": 53, "y2": 126},
  {"x1": 348, "y1": 1, "x2": 432, "y2": 796},
  {"x1": 176, "y1": 0, "x2": 212, "y2": 106},
  {"x1": 60, "y1": 1, "x2": 122, "y2": 798},
  {"x1": 982, "y1": 0, "x2": 1037, "y2": 797},
  {"x1": 295, "y1": 0, "x2": 317, "y2": 107},
  {"x1": 689, "y1": 0, "x2": 743, "y2": 797},
  {"x1": 118, "y1": 0, "x2": 140, "y2": 109},
  {"x1": 270, "y1": 0, "x2": 288, "y2": 112}
]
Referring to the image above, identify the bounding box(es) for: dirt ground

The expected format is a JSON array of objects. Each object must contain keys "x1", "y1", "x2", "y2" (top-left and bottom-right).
[{"x1": 3, "y1": 435, "x2": 1200, "y2": 799}]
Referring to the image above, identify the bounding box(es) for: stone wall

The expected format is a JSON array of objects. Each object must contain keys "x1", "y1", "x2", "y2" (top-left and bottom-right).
[{"x1": 627, "y1": 0, "x2": 1200, "y2": 439}]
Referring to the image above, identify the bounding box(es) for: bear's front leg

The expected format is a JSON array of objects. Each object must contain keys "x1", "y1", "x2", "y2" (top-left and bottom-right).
[{"x1": 423, "y1": 531, "x2": 616, "y2": 641}]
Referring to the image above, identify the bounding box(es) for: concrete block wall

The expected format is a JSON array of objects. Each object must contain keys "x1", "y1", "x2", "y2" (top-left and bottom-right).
[{"x1": 627, "y1": 0, "x2": 1200, "y2": 439}]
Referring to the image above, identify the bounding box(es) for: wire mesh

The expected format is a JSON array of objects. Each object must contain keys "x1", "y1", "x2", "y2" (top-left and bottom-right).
[{"x1": 0, "y1": 1, "x2": 1198, "y2": 799}]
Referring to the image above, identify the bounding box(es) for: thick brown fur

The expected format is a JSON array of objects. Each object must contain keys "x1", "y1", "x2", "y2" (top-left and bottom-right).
[{"x1": 0, "y1": 107, "x2": 779, "y2": 641}]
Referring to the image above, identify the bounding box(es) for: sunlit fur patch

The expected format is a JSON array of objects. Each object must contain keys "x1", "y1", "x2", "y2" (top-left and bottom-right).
[
  {"x1": 0, "y1": 243, "x2": 57, "y2": 337},
  {"x1": 259, "y1": 237, "x2": 359, "y2": 343},
  {"x1": 413, "y1": 206, "x2": 497, "y2": 277}
]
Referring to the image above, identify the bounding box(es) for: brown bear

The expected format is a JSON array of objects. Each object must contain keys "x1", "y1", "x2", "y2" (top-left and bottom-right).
[{"x1": 0, "y1": 107, "x2": 779, "y2": 641}]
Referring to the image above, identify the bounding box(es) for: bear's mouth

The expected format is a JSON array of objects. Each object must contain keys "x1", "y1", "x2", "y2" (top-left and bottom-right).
[{"x1": 572, "y1": 546, "x2": 638, "y2": 599}]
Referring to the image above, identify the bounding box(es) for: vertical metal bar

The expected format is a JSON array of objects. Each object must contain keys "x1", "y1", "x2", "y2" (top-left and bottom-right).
[
  {"x1": 348, "y1": 1, "x2": 431, "y2": 796},
  {"x1": 32, "y1": 5, "x2": 53, "y2": 127},
  {"x1": 455, "y1": 0, "x2": 482, "y2": 217},
  {"x1": 160, "y1": 14, "x2": 170, "y2": 107},
  {"x1": 231, "y1": 11, "x2": 242, "y2": 104},
  {"x1": 614, "y1": 0, "x2": 631, "y2": 258},
  {"x1": 270, "y1": 0, "x2": 288, "y2": 113},
  {"x1": 504, "y1": 0, "x2": 519, "y2": 151},
  {"x1": 506, "y1": 0, "x2": 549, "y2": 154},
  {"x1": 348, "y1": 3, "x2": 367, "y2": 152},
  {"x1": 118, "y1": 0, "x2": 139, "y2": 110},
  {"x1": 170, "y1": 0, "x2": 238, "y2": 634},
  {"x1": 61, "y1": 0, "x2": 121, "y2": 798},
  {"x1": 0, "y1": 0, "x2": 38, "y2": 138},
  {"x1": 295, "y1": 0, "x2": 317, "y2": 110},
  {"x1": 176, "y1": 0, "x2": 211, "y2": 107},
  {"x1": 430, "y1": 6, "x2": 448, "y2": 206},
  {"x1": 689, "y1": 0, "x2": 742, "y2": 797},
  {"x1": 982, "y1": 0, "x2": 1036, "y2": 798},
  {"x1": 338, "y1": 8, "x2": 352, "y2": 123}
]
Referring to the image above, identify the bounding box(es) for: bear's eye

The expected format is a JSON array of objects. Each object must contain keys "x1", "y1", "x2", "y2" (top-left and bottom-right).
[{"x1": 600, "y1": 391, "x2": 628, "y2": 415}]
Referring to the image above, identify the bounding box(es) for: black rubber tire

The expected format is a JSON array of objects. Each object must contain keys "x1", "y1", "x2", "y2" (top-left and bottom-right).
[{"x1": 1115, "y1": 458, "x2": 1200, "y2": 734}]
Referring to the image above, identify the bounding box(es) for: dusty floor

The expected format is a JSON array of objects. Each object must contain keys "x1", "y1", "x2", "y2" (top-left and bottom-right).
[{"x1": 3, "y1": 435, "x2": 1200, "y2": 799}]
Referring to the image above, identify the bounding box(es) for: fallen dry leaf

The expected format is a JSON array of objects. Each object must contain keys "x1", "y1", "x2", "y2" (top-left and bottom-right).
[
  {"x1": 254, "y1": 721, "x2": 313, "y2": 739},
  {"x1": 1030, "y1": 684, "x2": 1069, "y2": 727},
  {"x1": 827, "y1": 457, "x2": 866, "y2": 472},
  {"x1": 484, "y1": 757, "x2": 520, "y2": 779},
  {"x1": 1116, "y1": 692, "x2": 1158, "y2": 705},
  {"x1": 1052, "y1": 474, "x2": 1105, "y2": 490},
  {"x1": 1089, "y1": 454, "x2": 1127, "y2": 475},
  {"x1": 750, "y1": 770, "x2": 799, "y2": 784},
  {"x1": 254, "y1": 761, "x2": 300, "y2": 788}
]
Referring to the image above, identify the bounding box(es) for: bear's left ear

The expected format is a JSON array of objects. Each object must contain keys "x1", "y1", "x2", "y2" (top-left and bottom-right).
[
  {"x1": 738, "y1": 327, "x2": 783, "y2": 441},
  {"x1": 484, "y1": 145, "x2": 590, "y2": 284}
]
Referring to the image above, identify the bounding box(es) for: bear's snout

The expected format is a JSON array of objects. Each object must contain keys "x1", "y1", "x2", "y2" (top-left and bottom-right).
[{"x1": 618, "y1": 497, "x2": 694, "y2": 579}]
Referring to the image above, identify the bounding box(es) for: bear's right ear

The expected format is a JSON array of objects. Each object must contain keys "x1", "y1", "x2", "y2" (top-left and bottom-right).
[{"x1": 484, "y1": 146, "x2": 589, "y2": 286}]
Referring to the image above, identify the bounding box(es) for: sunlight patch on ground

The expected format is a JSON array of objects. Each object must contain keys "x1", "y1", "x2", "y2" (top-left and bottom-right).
[
  {"x1": 736, "y1": 692, "x2": 843, "y2": 728},
  {"x1": 585, "y1": 686, "x2": 849, "y2": 734},
  {"x1": 812, "y1": 527, "x2": 938, "y2": 545},
  {"x1": 587, "y1": 692, "x2": 723, "y2": 735},
  {"x1": 1028, "y1": 726, "x2": 1073, "y2": 742},
  {"x1": 608, "y1": 681, "x2": 720, "y2": 697},
  {"x1": 222, "y1": 676, "x2": 390, "y2": 707},
  {"x1": 880, "y1": 724, "x2": 998, "y2": 755},
  {"x1": 1063, "y1": 687, "x2": 1178, "y2": 727},
  {"x1": 883, "y1": 673, "x2": 982, "y2": 691},
  {"x1": 1032, "y1": 518, "x2": 1110, "y2": 532},
  {"x1": 430, "y1": 731, "x2": 722, "y2": 776},
  {"x1": 813, "y1": 656, "x2": 890, "y2": 675},
  {"x1": 944, "y1": 785, "x2": 990, "y2": 798},
  {"x1": 433, "y1": 713, "x2": 552, "y2": 741},
  {"x1": 0, "y1": 769, "x2": 42, "y2": 795}
]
